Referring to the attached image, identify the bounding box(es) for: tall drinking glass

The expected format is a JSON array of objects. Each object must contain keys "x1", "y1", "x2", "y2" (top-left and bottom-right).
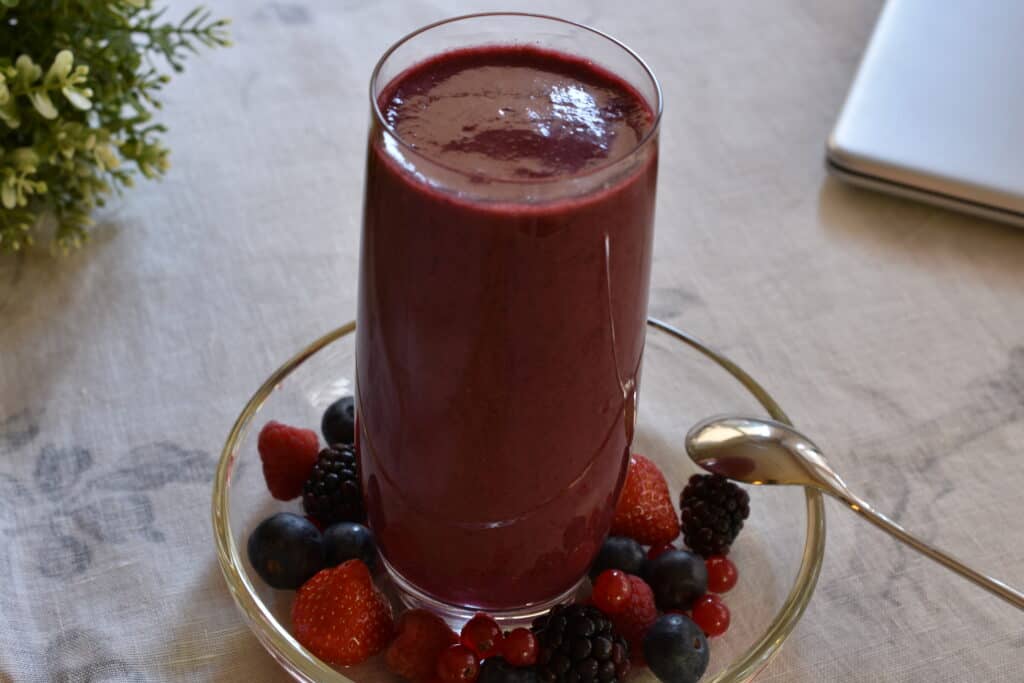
[{"x1": 356, "y1": 13, "x2": 662, "y2": 623}]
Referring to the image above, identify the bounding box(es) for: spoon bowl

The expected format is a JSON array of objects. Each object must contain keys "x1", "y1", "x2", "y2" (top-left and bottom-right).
[{"x1": 686, "y1": 416, "x2": 850, "y2": 493}]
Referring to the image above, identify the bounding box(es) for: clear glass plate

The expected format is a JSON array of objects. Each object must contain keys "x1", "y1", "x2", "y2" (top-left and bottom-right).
[{"x1": 212, "y1": 320, "x2": 825, "y2": 682}]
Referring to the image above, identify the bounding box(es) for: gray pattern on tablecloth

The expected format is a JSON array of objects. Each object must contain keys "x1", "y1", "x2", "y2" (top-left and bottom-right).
[
  {"x1": 0, "y1": 408, "x2": 220, "y2": 678},
  {"x1": 46, "y1": 629, "x2": 148, "y2": 682},
  {"x1": 0, "y1": 411, "x2": 39, "y2": 454},
  {"x1": 1, "y1": 436, "x2": 215, "y2": 581},
  {"x1": 251, "y1": 2, "x2": 313, "y2": 25}
]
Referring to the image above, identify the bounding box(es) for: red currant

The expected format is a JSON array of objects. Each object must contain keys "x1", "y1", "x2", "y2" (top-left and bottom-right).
[
  {"x1": 436, "y1": 644, "x2": 480, "y2": 683},
  {"x1": 691, "y1": 594, "x2": 730, "y2": 637},
  {"x1": 647, "y1": 543, "x2": 675, "y2": 560},
  {"x1": 460, "y1": 613, "x2": 503, "y2": 658},
  {"x1": 705, "y1": 555, "x2": 738, "y2": 593},
  {"x1": 592, "y1": 569, "x2": 633, "y2": 614},
  {"x1": 500, "y1": 628, "x2": 538, "y2": 666}
]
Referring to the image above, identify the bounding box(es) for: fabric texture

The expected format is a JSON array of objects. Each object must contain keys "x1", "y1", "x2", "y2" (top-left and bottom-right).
[{"x1": 1, "y1": 0, "x2": 1022, "y2": 680}]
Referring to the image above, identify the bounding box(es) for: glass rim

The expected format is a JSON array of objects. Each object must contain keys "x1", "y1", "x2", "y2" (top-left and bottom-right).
[
  {"x1": 367, "y1": 11, "x2": 664, "y2": 186},
  {"x1": 212, "y1": 319, "x2": 826, "y2": 683}
]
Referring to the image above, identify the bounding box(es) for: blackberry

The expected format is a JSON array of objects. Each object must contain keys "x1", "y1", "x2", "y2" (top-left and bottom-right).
[
  {"x1": 679, "y1": 474, "x2": 750, "y2": 557},
  {"x1": 302, "y1": 444, "x2": 365, "y2": 525},
  {"x1": 531, "y1": 604, "x2": 630, "y2": 683}
]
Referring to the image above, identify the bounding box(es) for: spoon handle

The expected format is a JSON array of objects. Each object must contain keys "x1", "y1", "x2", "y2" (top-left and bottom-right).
[{"x1": 836, "y1": 491, "x2": 1024, "y2": 610}]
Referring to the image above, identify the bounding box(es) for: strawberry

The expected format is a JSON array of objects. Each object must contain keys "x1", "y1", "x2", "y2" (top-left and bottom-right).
[
  {"x1": 258, "y1": 420, "x2": 320, "y2": 500},
  {"x1": 609, "y1": 574, "x2": 658, "y2": 667},
  {"x1": 291, "y1": 560, "x2": 394, "y2": 665},
  {"x1": 611, "y1": 453, "x2": 680, "y2": 546},
  {"x1": 386, "y1": 609, "x2": 458, "y2": 682}
]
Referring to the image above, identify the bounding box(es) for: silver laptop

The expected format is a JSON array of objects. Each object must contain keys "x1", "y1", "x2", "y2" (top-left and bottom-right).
[{"x1": 827, "y1": 0, "x2": 1024, "y2": 227}]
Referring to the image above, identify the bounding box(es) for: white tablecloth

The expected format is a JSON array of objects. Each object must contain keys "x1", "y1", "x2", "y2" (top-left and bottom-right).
[{"x1": 1, "y1": 0, "x2": 1021, "y2": 680}]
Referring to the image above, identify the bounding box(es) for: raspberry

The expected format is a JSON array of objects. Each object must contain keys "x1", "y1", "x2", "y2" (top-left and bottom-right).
[
  {"x1": 461, "y1": 613, "x2": 504, "y2": 659},
  {"x1": 291, "y1": 560, "x2": 393, "y2": 665},
  {"x1": 437, "y1": 644, "x2": 480, "y2": 683},
  {"x1": 690, "y1": 594, "x2": 730, "y2": 637},
  {"x1": 592, "y1": 570, "x2": 633, "y2": 614},
  {"x1": 532, "y1": 604, "x2": 630, "y2": 683},
  {"x1": 611, "y1": 454, "x2": 680, "y2": 546},
  {"x1": 679, "y1": 474, "x2": 749, "y2": 557},
  {"x1": 608, "y1": 575, "x2": 658, "y2": 667},
  {"x1": 386, "y1": 609, "x2": 458, "y2": 683},
  {"x1": 302, "y1": 444, "x2": 365, "y2": 525},
  {"x1": 257, "y1": 420, "x2": 320, "y2": 500},
  {"x1": 500, "y1": 628, "x2": 538, "y2": 667},
  {"x1": 705, "y1": 556, "x2": 738, "y2": 594}
]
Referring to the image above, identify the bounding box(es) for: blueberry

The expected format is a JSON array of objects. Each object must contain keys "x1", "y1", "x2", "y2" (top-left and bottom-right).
[
  {"x1": 643, "y1": 614, "x2": 708, "y2": 683},
  {"x1": 589, "y1": 536, "x2": 647, "y2": 579},
  {"x1": 323, "y1": 522, "x2": 377, "y2": 570},
  {"x1": 321, "y1": 395, "x2": 355, "y2": 445},
  {"x1": 247, "y1": 513, "x2": 323, "y2": 589},
  {"x1": 478, "y1": 657, "x2": 539, "y2": 683},
  {"x1": 643, "y1": 549, "x2": 707, "y2": 610}
]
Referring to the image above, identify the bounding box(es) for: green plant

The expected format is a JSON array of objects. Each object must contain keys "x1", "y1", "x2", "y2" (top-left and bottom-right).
[{"x1": 0, "y1": 0, "x2": 229, "y2": 253}]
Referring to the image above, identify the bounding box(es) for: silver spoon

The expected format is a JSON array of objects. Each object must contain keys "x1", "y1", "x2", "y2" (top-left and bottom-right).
[{"x1": 685, "y1": 415, "x2": 1024, "y2": 610}]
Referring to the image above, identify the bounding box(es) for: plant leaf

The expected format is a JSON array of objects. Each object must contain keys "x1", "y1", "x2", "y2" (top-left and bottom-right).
[
  {"x1": 0, "y1": 98, "x2": 18, "y2": 128},
  {"x1": 1, "y1": 182, "x2": 16, "y2": 209},
  {"x1": 95, "y1": 144, "x2": 120, "y2": 170},
  {"x1": 15, "y1": 55, "x2": 41, "y2": 84},
  {"x1": 11, "y1": 147, "x2": 38, "y2": 171},
  {"x1": 45, "y1": 50, "x2": 74, "y2": 84},
  {"x1": 62, "y1": 86, "x2": 92, "y2": 110},
  {"x1": 28, "y1": 90, "x2": 57, "y2": 119},
  {"x1": 181, "y1": 6, "x2": 202, "y2": 26}
]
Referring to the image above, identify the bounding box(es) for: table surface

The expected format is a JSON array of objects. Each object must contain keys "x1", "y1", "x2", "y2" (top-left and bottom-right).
[{"x1": 2, "y1": 1, "x2": 1022, "y2": 680}]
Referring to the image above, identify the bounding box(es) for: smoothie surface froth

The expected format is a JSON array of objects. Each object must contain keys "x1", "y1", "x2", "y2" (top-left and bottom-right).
[{"x1": 379, "y1": 46, "x2": 654, "y2": 181}]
